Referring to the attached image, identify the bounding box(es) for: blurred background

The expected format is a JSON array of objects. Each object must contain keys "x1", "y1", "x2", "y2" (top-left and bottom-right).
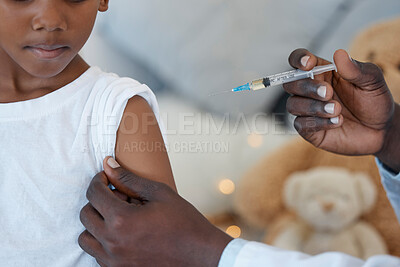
[{"x1": 81, "y1": 0, "x2": 400, "y2": 241}]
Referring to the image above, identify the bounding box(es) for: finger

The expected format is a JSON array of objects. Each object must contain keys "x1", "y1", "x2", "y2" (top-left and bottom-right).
[
  {"x1": 288, "y1": 48, "x2": 331, "y2": 71},
  {"x1": 113, "y1": 189, "x2": 129, "y2": 201},
  {"x1": 103, "y1": 156, "x2": 168, "y2": 202},
  {"x1": 86, "y1": 171, "x2": 130, "y2": 218},
  {"x1": 287, "y1": 97, "x2": 342, "y2": 118},
  {"x1": 294, "y1": 115, "x2": 343, "y2": 138},
  {"x1": 283, "y1": 79, "x2": 334, "y2": 101},
  {"x1": 334, "y1": 49, "x2": 386, "y2": 89},
  {"x1": 80, "y1": 203, "x2": 106, "y2": 240},
  {"x1": 78, "y1": 230, "x2": 109, "y2": 264},
  {"x1": 112, "y1": 189, "x2": 142, "y2": 205}
]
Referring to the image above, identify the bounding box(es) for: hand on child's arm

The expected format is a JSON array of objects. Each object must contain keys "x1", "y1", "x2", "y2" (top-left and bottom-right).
[
  {"x1": 115, "y1": 95, "x2": 176, "y2": 190},
  {"x1": 79, "y1": 158, "x2": 232, "y2": 267},
  {"x1": 284, "y1": 49, "x2": 400, "y2": 172}
]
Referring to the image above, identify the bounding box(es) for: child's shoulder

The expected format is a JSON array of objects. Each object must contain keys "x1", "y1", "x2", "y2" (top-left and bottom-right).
[
  {"x1": 87, "y1": 67, "x2": 161, "y2": 165},
  {"x1": 89, "y1": 67, "x2": 143, "y2": 90},
  {"x1": 87, "y1": 66, "x2": 156, "y2": 114}
]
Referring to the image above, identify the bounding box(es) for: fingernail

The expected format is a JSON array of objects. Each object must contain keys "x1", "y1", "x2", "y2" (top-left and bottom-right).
[
  {"x1": 317, "y1": 86, "x2": 327, "y2": 98},
  {"x1": 330, "y1": 117, "x2": 339, "y2": 124},
  {"x1": 107, "y1": 157, "x2": 120, "y2": 169},
  {"x1": 301, "y1": 56, "x2": 310, "y2": 67},
  {"x1": 324, "y1": 103, "x2": 335, "y2": 114}
]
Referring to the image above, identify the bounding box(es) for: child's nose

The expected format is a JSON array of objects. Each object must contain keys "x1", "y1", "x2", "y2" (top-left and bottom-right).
[{"x1": 31, "y1": 2, "x2": 67, "y2": 32}]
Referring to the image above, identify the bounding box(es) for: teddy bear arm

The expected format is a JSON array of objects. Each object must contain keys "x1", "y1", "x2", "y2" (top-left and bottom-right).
[
  {"x1": 352, "y1": 222, "x2": 388, "y2": 259},
  {"x1": 271, "y1": 221, "x2": 308, "y2": 251}
]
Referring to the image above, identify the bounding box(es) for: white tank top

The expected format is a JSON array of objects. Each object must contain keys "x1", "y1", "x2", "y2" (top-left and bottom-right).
[{"x1": 0, "y1": 67, "x2": 164, "y2": 266}]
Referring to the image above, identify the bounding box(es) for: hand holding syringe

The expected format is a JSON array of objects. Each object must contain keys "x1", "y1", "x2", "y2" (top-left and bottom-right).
[{"x1": 232, "y1": 63, "x2": 337, "y2": 92}]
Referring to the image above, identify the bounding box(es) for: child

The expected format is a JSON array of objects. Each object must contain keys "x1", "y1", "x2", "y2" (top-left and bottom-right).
[{"x1": 0, "y1": 0, "x2": 175, "y2": 266}]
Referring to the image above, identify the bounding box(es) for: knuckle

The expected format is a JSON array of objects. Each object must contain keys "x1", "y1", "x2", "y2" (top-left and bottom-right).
[
  {"x1": 117, "y1": 171, "x2": 134, "y2": 185},
  {"x1": 304, "y1": 117, "x2": 318, "y2": 131},
  {"x1": 297, "y1": 79, "x2": 318, "y2": 97},
  {"x1": 296, "y1": 117, "x2": 319, "y2": 135},
  {"x1": 106, "y1": 241, "x2": 122, "y2": 256},
  {"x1": 302, "y1": 80, "x2": 317, "y2": 95},
  {"x1": 309, "y1": 99, "x2": 320, "y2": 116},
  {"x1": 146, "y1": 181, "x2": 169, "y2": 199},
  {"x1": 364, "y1": 62, "x2": 382, "y2": 79},
  {"x1": 353, "y1": 61, "x2": 386, "y2": 86},
  {"x1": 110, "y1": 214, "x2": 125, "y2": 230}
]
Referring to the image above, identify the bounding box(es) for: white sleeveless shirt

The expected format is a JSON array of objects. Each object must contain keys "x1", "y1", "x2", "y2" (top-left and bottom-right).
[{"x1": 0, "y1": 67, "x2": 164, "y2": 266}]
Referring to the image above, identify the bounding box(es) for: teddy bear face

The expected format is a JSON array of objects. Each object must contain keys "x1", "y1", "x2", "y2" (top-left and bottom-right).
[
  {"x1": 296, "y1": 176, "x2": 360, "y2": 231},
  {"x1": 350, "y1": 17, "x2": 400, "y2": 102},
  {"x1": 284, "y1": 167, "x2": 376, "y2": 232}
]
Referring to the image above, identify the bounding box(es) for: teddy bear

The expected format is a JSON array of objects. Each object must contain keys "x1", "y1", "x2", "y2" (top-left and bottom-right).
[
  {"x1": 233, "y1": 17, "x2": 400, "y2": 257},
  {"x1": 233, "y1": 137, "x2": 400, "y2": 256},
  {"x1": 271, "y1": 167, "x2": 387, "y2": 259},
  {"x1": 349, "y1": 17, "x2": 400, "y2": 102}
]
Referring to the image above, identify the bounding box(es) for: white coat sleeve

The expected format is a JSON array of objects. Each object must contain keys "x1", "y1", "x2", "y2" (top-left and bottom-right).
[{"x1": 218, "y1": 239, "x2": 400, "y2": 267}]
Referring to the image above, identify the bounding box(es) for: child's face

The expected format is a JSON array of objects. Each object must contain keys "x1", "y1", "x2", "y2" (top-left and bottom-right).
[{"x1": 0, "y1": 0, "x2": 109, "y2": 78}]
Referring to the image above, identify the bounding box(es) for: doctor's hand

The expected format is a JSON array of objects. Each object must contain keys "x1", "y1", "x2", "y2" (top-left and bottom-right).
[
  {"x1": 284, "y1": 49, "x2": 400, "y2": 172},
  {"x1": 78, "y1": 157, "x2": 232, "y2": 267}
]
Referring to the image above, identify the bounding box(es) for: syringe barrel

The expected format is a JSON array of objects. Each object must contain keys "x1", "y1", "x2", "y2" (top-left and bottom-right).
[
  {"x1": 267, "y1": 69, "x2": 312, "y2": 87},
  {"x1": 247, "y1": 63, "x2": 337, "y2": 90}
]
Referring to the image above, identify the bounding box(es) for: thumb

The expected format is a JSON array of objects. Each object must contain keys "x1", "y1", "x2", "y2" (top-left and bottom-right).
[
  {"x1": 333, "y1": 49, "x2": 384, "y2": 89},
  {"x1": 103, "y1": 156, "x2": 158, "y2": 201}
]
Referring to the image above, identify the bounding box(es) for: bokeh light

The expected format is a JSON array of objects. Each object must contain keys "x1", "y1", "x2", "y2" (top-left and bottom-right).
[
  {"x1": 226, "y1": 225, "x2": 241, "y2": 238},
  {"x1": 247, "y1": 133, "x2": 263, "y2": 148},
  {"x1": 218, "y1": 179, "x2": 235, "y2": 195}
]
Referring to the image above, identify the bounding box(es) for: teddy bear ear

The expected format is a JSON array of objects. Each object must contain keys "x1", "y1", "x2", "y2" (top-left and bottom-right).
[
  {"x1": 354, "y1": 173, "x2": 377, "y2": 213},
  {"x1": 283, "y1": 173, "x2": 305, "y2": 210}
]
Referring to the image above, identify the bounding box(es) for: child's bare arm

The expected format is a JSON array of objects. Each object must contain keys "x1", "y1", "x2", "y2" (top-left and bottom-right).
[{"x1": 115, "y1": 96, "x2": 176, "y2": 191}]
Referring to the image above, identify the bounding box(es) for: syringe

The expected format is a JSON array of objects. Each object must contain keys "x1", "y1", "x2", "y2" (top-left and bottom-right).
[{"x1": 233, "y1": 64, "x2": 337, "y2": 92}]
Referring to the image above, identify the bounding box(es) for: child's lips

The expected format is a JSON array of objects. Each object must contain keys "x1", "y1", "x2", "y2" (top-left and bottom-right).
[{"x1": 26, "y1": 45, "x2": 69, "y2": 60}]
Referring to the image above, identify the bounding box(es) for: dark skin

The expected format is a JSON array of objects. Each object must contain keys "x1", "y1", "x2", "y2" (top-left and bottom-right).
[
  {"x1": 0, "y1": 0, "x2": 109, "y2": 103},
  {"x1": 79, "y1": 157, "x2": 233, "y2": 267},
  {"x1": 284, "y1": 49, "x2": 400, "y2": 172},
  {"x1": 79, "y1": 49, "x2": 400, "y2": 266}
]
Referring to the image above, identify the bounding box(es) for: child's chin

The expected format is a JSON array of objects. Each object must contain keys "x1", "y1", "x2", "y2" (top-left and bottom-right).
[{"x1": 24, "y1": 61, "x2": 69, "y2": 79}]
